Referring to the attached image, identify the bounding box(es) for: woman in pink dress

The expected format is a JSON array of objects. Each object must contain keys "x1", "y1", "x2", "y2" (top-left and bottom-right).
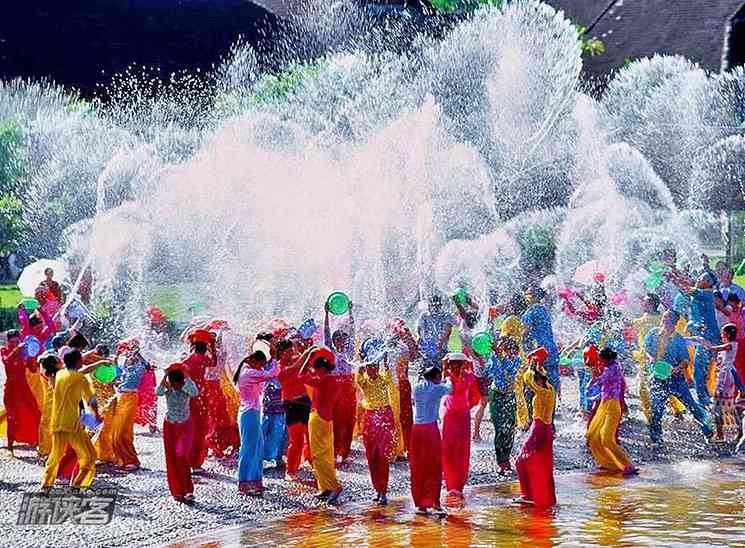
[{"x1": 441, "y1": 352, "x2": 476, "y2": 499}]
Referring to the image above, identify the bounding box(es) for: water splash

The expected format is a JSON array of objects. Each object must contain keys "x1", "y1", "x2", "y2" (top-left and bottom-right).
[{"x1": 2, "y1": 0, "x2": 740, "y2": 334}]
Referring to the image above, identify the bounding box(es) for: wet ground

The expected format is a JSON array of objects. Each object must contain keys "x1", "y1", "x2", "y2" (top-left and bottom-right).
[
  {"x1": 3, "y1": 375, "x2": 743, "y2": 548},
  {"x1": 170, "y1": 460, "x2": 745, "y2": 548}
]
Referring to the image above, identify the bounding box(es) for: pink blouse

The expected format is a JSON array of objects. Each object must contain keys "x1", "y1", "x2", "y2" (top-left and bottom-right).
[{"x1": 237, "y1": 362, "x2": 279, "y2": 412}]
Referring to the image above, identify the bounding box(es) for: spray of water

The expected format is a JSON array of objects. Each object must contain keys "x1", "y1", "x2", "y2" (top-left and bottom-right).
[{"x1": 2, "y1": 0, "x2": 741, "y2": 335}]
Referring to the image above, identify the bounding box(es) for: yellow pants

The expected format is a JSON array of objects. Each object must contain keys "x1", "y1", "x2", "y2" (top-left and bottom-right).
[
  {"x1": 95, "y1": 398, "x2": 118, "y2": 463},
  {"x1": 111, "y1": 392, "x2": 140, "y2": 466},
  {"x1": 42, "y1": 430, "x2": 97, "y2": 488},
  {"x1": 587, "y1": 399, "x2": 632, "y2": 472},
  {"x1": 38, "y1": 383, "x2": 53, "y2": 456},
  {"x1": 387, "y1": 383, "x2": 404, "y2": 457},
  {"x1": 308, "y1": 411, "x2": 341, "y2": 491}
]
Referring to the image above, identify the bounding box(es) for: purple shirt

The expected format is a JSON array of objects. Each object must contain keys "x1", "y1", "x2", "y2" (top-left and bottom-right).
[{"x1": 592, "y1": 360, "x2": 624, "y2": 401}]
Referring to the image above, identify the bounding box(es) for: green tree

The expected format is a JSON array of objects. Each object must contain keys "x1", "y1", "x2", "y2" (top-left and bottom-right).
[{"x1": 0, "y1": 118, "x2": 28, "y2": 254}]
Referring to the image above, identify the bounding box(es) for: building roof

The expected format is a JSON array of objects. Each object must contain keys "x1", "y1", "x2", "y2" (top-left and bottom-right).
[
  {"x1": 544, "y1": 1, "x2": 745, "y2": 75},
  {"x1": 259, "y1": 1, "x2": 745, "y2": 75}
]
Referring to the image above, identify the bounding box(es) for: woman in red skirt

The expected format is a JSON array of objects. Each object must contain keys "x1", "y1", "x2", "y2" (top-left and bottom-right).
[
  {"x1": 410, "y1": 362, "x2": 453, "y2": 515},
  {"x1": 157, "y1": 364, "x2": 199, "y2": 503},
  {"x1": 135, "y1": 364, "x2": 158, "y2": 433},
  {"x1": 181, "y1": 329, "x2": 216, "y2": 470},
  {"x1": 1, "y1": 330, "x2": 41, "y2": 454},
  {"x1": 515, "y1": 348, "x2": 556, "y2": 507},
  {"x1": 441, "y1": 352, "x2": 476, "y2": 499},
  {"x1": 356, "y1": 338, "x2": 396, "y2": 505}
]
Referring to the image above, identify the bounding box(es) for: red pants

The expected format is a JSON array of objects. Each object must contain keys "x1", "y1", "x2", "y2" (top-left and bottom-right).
[
  {"x1": 442, "y1": 408, "x2": 471, "y2": 492},
  {"x1": 362, "y1": 406, "x2": 395, "y2": 494},
  {"x1": 3, "y1": 378, "x2": 40, "y2": 447},
  {"x1": 410, "y1": 422, "x2": 442, "y2": 509},
  {"x1": 164, "y1": 419, "x2": 194, "y2": 499},
  {"x1": 189, "y1": 394, "x2": 208, "y2": 468},
  {"x1": 204, "y1": 380, "x2": 239, "y2": 457},
  {"x1": 332, "y1": 376, "x2": 356, "y2": 460},
  {"x1": 285, "y1": 422, "x2": 311, "y2": 474},
  {"x1": 398, "y1": 378, "x2": 413, "y2": 452},
  {"x1": 516, "y1": 419, "x2": 556, "y2": 507}
]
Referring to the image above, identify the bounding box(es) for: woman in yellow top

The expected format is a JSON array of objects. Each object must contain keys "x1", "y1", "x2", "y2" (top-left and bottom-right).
[
  {"x1": 514, "y1": 347, "x2": 556, "y2": 507},
  {"x1": 355, "y1": 338, "x2": 396, "y2": 506}
]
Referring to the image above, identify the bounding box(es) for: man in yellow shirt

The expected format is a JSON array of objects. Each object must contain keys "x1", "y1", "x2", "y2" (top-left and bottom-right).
[{"x1": 41, "y1": 350, "x2": 100, "y2": 489}]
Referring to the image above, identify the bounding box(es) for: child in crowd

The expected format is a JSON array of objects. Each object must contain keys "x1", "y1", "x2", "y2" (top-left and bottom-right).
[{"x1": 157, "y1": 365, "x2": 199, "y2": 503}]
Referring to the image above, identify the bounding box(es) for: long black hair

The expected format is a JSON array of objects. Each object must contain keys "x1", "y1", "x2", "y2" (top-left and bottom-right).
[{"x1": 233, "y1": 351, "x2": 267, "y2": 385}]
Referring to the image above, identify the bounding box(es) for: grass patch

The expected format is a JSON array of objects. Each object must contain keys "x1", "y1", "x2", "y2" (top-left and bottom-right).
[
  {"x1": 146, "y1": 283, "x2": 205, "y2": 322},
  {"x1": 0, "y1": 283, "x2": 21, "y2": 309}
]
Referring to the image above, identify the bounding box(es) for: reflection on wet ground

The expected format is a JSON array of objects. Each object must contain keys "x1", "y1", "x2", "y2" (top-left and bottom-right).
[{"x1": 171, "y1": 460, "x2": 745, "y2": 547}]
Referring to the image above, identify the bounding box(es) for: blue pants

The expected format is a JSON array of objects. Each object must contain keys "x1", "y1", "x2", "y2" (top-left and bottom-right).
[
  {"x1": 577, "y1": 368, "x2": 592, "y2": 414},
  {"x1": 693, "y1": 347, "x2": 713, "y2": 407},
  {"x1": 262, "y1": 412, "x2": 287, "y2": 462},
  {"x1": 238, "y1": 409, "x2": 263, "y2": 482},
  {"x1": 649, "y1": 374, "x2": 712, "y2": 443}
]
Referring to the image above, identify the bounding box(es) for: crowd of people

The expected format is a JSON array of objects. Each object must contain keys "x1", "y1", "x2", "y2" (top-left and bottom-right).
[{"x1": 2, "y1": 250, "x2": 745, "y2": 512}]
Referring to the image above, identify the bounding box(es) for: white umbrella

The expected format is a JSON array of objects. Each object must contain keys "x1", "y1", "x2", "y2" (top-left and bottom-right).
[{"x1": 16, "y1": 259, "x2": 68, "y2": 297}]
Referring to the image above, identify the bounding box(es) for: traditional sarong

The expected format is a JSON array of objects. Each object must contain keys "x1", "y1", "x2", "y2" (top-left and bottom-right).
[
  {"x1": 164, "y1": 418, "x2": 195, "y2": 498},
  {"x1": 442, "y1": 408, "x2": 471, "y2": 492},
  {"x1": 238, "y1": 408, "x2": 263, "y2": 492},
  {"x1": 94, "y1": 397, "x2": 117, "y2": 463},
  {"x1": 398, "y1": 377, "x2": 413, "y2": 453},
  {"x1": 221, "y1": 371, "x2": 241, "y2": 422},
  {"x1": 135, "y1": 368, "x2": 157, "y2": 429},
  {"x1": 332, "y1": 375, "x2": 356, "y2": 461},
  {"x1": 489, "y1": 388, "x2": 516, "y2": 465},
  {"x1": 262, "y1": 412, "x2": 287, "y2": 462},
  {"x1": 111, "y1": 392, "x2": 140, "y2": 467},
  {"x1": 586, "y1": 399, "x2": 632, "y2": 472},
  {"x1": 387, "y1": 382, "x2": 404, "y2": 457},
  {"x1": 188, "y1": 390, "x2": 208, "y2": 469},
  {"x1": 410, "y1": 422, "x2": 442, "y2": 509},
  {"x1": 309, "y1": 411, "x2": 340, "y2": 491},
  {"x1": 25, "y1": 369, "x2": 45, "y2": 413},
  {"x1": 3, "y1": 370, "x2": 40, "y2": 447},
  {"x1": 205, "y1": 379, "x2": 240, "y2": 457},
  {"x1": 515, "y1": 418, "x2": 555, "y2": 507},
  {"x1": 362, "y1": 406, "x2": 395, "y2": 493}
]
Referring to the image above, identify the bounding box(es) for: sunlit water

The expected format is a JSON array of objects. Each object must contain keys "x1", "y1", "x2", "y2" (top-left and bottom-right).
[
  {"x1": 170, "y1": 461, "x2": 745, "y2": 547},
  {"x1": 3, "y1": 0, "x2": 738, "y2": 337}
]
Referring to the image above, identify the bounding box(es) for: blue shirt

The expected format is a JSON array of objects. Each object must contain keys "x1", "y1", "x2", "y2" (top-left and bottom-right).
[
  {"x1": 485, "y1": 355, "x2": 521, "y2": 392},
  {"x1": 521, "y1": 304, "x2": 559, "y2": 360},
  {"x1": 690, "y1": 289, "x2": 721, "y2": 344},
  {"x1": 418, "y1": 311, "x2": 455, "y2": 359},
  {"x1": 644, "y1": 328, "x2": 689, "y2": 375},
  {"x1": 413, "y1": 379, "x2": 452, "y2": 424},
  {"x1": 118, "y1": 359, "x2": 146, "y2": 392}
]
